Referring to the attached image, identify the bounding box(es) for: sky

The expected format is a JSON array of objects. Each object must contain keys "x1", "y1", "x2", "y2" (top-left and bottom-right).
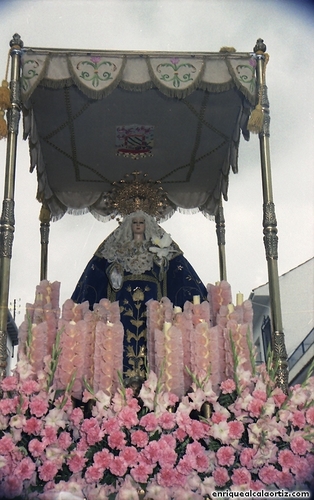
[{"x1": 0, "y1": 0, "x2": 313, "y2": 326}]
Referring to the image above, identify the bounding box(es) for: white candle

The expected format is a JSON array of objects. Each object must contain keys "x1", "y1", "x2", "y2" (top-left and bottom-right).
[
  {"x1": 227, "y1": 303, "x2": 234, "y2": 314},
  {"x1": 236, "y1": 293, "x2": 244, "y2": 306},
  {"x1": 173, "y1": 306, "x2": 182, "y2": 314},
  {"x1": 193, "y1": 295, "x2": 200, "y2": 305},
  {"x1": 163, "y1": 321, "x2": 172, "y2": 334}
]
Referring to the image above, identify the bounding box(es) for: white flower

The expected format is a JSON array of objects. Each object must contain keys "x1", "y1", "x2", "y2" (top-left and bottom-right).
[
  {"x1": 44, "y1": 408, "x2": 67, "y2": 428},
  {"x1": 151, "y1": 233, "x2": 172, "y2": 248},
  {"x1": 149, "y1": 233, "x2": 174, "y2": 259}
]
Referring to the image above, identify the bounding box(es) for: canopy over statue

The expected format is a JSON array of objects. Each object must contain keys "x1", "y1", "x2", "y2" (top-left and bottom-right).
[{"x1": 21, "y1": 46, "x2": 256, "y2": 221}]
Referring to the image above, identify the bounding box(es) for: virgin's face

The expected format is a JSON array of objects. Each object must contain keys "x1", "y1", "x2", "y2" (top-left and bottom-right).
[{"x1": 132, "y1": 217, "x2": 145, "y2": 237}]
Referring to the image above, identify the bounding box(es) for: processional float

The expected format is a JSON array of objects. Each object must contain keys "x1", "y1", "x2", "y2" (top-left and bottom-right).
[{"x1": 0, "y1": 34, "x2": 288, "y2": 391}]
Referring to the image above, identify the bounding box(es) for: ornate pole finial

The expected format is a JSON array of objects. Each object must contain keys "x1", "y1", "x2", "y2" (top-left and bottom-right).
[
  {"x1": 9, "y1": 34, "x2": 24, "y2": 50},
  {"x1": 254, "y1": 38, "x2": 266, "y2": 55}
]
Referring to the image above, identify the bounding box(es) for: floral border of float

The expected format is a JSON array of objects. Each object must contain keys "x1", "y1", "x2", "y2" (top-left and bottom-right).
[{"x1": 0, "y1": 320, "x2": 314, "y2": 499}]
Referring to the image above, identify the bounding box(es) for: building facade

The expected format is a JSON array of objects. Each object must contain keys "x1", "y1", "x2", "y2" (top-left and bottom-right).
[{"x1": 250, "y1": 258, "x2": 314, "y2": 385}]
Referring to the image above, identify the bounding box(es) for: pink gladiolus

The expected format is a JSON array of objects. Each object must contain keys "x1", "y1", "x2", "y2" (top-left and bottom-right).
[
  {"x1": 305, "y1": 406, "x2": 314, "y2": 425},
  {"x1": 213, "y1": 467, "x2": 229, "y2": 487}
]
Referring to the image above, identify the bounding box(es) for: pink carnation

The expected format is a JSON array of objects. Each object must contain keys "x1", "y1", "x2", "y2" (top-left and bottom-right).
[
  {"x1": 23, "y1": 416, "x2": 42, "y2": 435},
  {"x1": 0, "y1": 475, "x2": 23, "y2": 498},
  {"x1": 276, "y1": 469, "x2": 295, "y2": 489},
  {"x1": 247, "y1": 398, "x2": 264, "y2": 417},
  {"x1": 139, "y1": 412, "x2": 158, "y2": 432},
  {"x1": 15, "y1": 456, "x2": 36, "y2": 480},
  {"x1": 58, "y1": 431, "x2": 72, "y2": 450},
  {"x1": 216, "y1": 446, "x2": 235, "y2": 467},
  {"x1": 228, "y1": 420, "x2": 244, "y2": 440},
  {"x1": 278, "y1": 449, "x2": 296, "y2": 470},
  {"x1": 109, "y1": 456, "x2": 128, "y2": 477},
  {"x1": 259, "y1": 464, "x2": 279, "y2": 485},
  {"x1": 81, "y1": 418, "x2": 104, "y2": 445},
  {"x1": 157, "y1": 467, "x2": 176, "y2": 488},
  {"x1": 108, "y1": 430, "x2": 126, "y2": 450},
  {"x1": 70, "y1": 407, "x2": 84, "y2": 427},
  {"x1": 213, "y1": 467, "x2": 229, "y2": 486},
  {"x1": 120, "y1": 446, "x2": 138, "y2": 467},
  {"x1": 29, "y1": 396, "x2": 49, "y2": 417},
  {"x1": 220, "y1": 379, "x2": 236, "y2": 394},
  {"x1": 118, "y1": 406, "x2": 139, "y2": 429},
  {"x1": 292, "y1": 410, "x2": 306, "y2": 429},
  {"x1": 41, "y1": 425, "x2": 58, "y2": 445},
  {"x1": 290, "y1": 435, "x2": 309, "y2": 455},
  {"x1": 131, "y1": 463, "x2": 153, "y2": 483},
  {"x1": 67, "y1": 453, "x2": 87, "y2": 473},
  {"x1": 85, "y1": 464, "x2": 103, "y2": 483},
  {"x1": 272, "y1": 387, "x2": 287, "y2": 407},
  {"x1": 20, "y1": 379, "x2": 40, "y2": 395},
  {"x1": 0, "y1": 435, "x2": 15, "y2": 454},
  {"x1": 240, "y1": 447, "x2": 256, "y2": 469},
  {"x1": 231, "y1": 467, "x2": 251, "y2": 486},
  {"x1": 38, "y1": 460, "x2": 59, "y2": 481},
  {"x1": 93, "y1": 449, "x2": 112, "y2": 470},
  {"x1": 0, "y1": 397, "x2": 18, "y2": 415},
  {"x1": 1, "y1": 376, "x2": 18, "y2": 392},
  {"x1": 158, "y1": 411, "x2": 176, "y2": 430},
  {"x1": 131, "y1": 429, "x2": 149, "y2": 448},
  {"x1": 28, "y1": 438, "x2": 46, "y2": 457}
]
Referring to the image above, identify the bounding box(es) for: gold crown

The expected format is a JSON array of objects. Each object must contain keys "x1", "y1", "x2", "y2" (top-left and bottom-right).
[{"x1": 104, "y1": 171, "x2": 170, "y2": 218}]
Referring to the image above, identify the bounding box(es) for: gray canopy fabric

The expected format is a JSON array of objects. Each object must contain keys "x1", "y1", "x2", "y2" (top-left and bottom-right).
[{"x1": 21, "y1": 49, "x2": 257, "y2": 221}]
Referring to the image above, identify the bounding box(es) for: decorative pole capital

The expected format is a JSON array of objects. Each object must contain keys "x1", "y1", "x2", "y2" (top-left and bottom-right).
[
  {"x1": 9, "y1": 34, "x2": 23, "y2": 51},
  {"x1": 254, "y1": 38, "x2": 267, "y2": 55}
]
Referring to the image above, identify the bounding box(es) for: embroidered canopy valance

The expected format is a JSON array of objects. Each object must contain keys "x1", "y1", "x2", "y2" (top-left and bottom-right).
[{"x1": 21, "y1": 48, "x2": 257, "y2": 221}]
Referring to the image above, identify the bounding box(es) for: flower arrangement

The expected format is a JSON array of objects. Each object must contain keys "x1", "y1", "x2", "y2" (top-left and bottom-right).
[{"x1": 0, "y1": 323, "x2": 314, "y2": 500}]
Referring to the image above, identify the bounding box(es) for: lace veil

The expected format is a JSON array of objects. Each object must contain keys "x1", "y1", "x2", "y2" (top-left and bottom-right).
[{"x1": 95, "y1": 211, "x2": 181, "y2": 274}]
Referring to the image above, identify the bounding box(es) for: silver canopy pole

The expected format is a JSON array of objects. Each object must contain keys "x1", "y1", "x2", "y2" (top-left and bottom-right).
[
  {"x1": 253, "y1": 38, "x2": 288, "y2": 392},
  {"x1": 0, "y1": 34, "x2": 23, "y2": 380}
]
